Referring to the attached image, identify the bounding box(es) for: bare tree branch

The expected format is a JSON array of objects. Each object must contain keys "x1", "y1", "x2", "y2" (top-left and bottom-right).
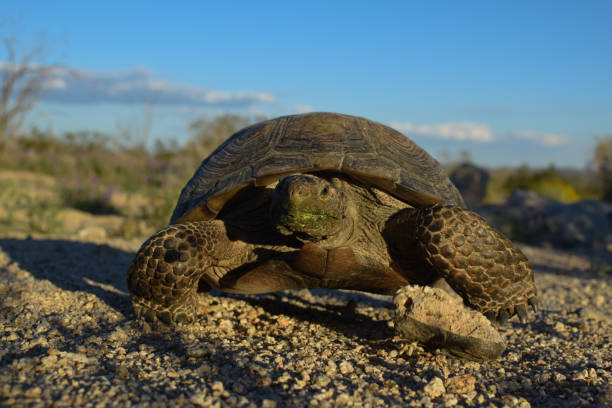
[{"x1": 0, "y1": 27, "x2": 60, "y2": 142}]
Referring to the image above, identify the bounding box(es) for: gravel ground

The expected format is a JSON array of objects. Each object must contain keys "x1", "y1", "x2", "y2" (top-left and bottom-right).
[{"x1": 1, "y1": 235, "x2": 611, "y2": 407}]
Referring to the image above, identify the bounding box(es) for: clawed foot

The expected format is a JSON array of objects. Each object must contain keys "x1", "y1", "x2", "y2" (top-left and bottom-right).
[
  {"x1": 478, "y1": 270, "x2": 539, "y2": 325},
  {"x1": 484, "y1": 295, "x2": 539, "y2": 325},
  {"x1": 130, "y1": 291, "x2": 199, "y2": 329}
]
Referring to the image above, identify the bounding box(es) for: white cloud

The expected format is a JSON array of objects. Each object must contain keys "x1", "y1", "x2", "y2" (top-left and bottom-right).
[
  {"x1": 0, "y1": 64, "x2": 277, "y2": 108},
  {"x1": 390, "y1": 120, "x2": 494, "y2": 142},
  {"x1": 514, "y1": 130, "x2": 568, "y2": 146},
  {"x1": 390, "y1": 120, "x2": 569, "y2": 147},
  {"x1": 293, "y1": 104, "x2": 314, "y2": 113},
  {"x1": 41, "y1": 77, "x2": 66, "y2": 90}
]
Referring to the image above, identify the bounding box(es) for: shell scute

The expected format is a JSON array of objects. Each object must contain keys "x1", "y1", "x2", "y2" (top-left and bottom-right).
[{"x1": 170, "y1": 112, "x2": 464, "y2": 224}]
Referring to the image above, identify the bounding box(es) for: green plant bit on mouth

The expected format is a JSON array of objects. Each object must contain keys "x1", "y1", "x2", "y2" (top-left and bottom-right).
[{"x1": 280, "y1": 211, "x2": 335, "y2": 229}]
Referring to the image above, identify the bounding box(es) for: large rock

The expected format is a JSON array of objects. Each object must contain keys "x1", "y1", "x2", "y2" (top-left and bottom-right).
[
  {"x1": 393, "y1": 285, "x2": 506, "y2": 361},
  {"x1": 478, "y1": 190, "x2": 612, "y2": 251},
  {"x1": 450, "y1": 163, "x2": 490, "y2": 208}
]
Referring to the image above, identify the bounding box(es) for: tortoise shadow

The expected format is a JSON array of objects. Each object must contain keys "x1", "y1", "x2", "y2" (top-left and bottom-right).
[
  {"x1": 0, "y1": 237, "x2": 134, "y2": 317},
  {"x1": 0, "y1": 237, "x2": 397, "y2": 342},
  {"x1": 214, "y1": 289, "x2": 396, "y2": 342}
]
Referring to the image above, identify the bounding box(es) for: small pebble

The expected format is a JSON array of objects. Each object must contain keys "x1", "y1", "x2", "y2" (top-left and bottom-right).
[
  {"x1": 339, "y1": 361, "x2": 354, "y2": 374},
  {"x1": 445, "y1": 374, "x2": 476, "y2": 394},
  {"x1": 261, "y1": 399, "x2": 277, "y2": 408},
  {"x1": 423, "y1": 377, "x2": 446, "y2": 399}
]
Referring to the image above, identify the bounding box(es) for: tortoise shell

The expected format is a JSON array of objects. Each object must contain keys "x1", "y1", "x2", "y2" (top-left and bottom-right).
[{"x1": 171, "y1": 112, "x2": 465, "y2": 224}]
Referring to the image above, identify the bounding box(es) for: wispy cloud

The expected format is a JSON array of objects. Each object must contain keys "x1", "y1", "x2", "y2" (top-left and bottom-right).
[
  {"x1": 292, "y1": 104, "x2": 314, "y2": 113},
  {"x1": 390, "y1": 121, "x2": 494, "y2": 142},
  {"x1": 1, "y1": 64, "x2": 277, "y2": 108},
  {"x1": 513, "y1": 130, "x2": 568, "y2": 146},
  {"x1": 390, "y1": 119, "x2": 570, "y2": 147}
]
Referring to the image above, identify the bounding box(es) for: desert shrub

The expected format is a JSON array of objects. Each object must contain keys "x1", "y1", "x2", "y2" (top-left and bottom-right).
[
  {"x1": 594, "y1": 137, "x2": 612, "y2": 202},
  {"x1": 60, "y1": 180, "x2": 120, "y2": 215},
  {"x1": 500, "y1": 165, "x2": 580, "y2": 203},
  {"x1": 559, "y1": 169, "x2": 602, "y2": 200},
  {"x1": 481, "y1": 167, "x2": 511, "y2": 204},
  {"x1": 0, "y1": 114, "x2": 257, "y2": 237}
]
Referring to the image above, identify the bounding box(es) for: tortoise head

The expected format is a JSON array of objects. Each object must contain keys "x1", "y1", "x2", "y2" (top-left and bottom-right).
[{"x1": 270, "y1": 174, "x2": 348, "y2": 242}]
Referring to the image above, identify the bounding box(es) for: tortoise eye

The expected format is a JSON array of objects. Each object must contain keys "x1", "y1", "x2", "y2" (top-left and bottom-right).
[{"x1": 320, "y1": 186, "x2": 330, "y2": 197}]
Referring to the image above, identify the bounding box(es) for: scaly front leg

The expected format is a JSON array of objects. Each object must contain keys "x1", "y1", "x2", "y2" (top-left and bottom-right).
[
  {"x1": 126, "y1": 221, "x2": 249, "y2": 327},
  {"x1": 127, "y1": 220, "x2": 319, "y2": 328},
  {"x1": 404, "y1": 205, "x2": 538, "y2": 324}
]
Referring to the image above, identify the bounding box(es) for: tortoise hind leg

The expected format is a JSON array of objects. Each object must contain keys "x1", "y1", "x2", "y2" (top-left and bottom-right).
[
  {"x1": 216, "y1": 258, "x2": 319, "y2": 294},
  {"x1": 394, "y1": 205, "x2": 538, "y2": 324}
]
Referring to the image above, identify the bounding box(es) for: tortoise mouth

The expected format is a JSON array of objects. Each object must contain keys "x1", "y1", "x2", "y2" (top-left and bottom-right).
[
  {"x1": 269, "y1": 174, "x2": 347, "y2": 242},
  {"x1": 275, "y1": 209, "x2": 339, "y2": 240}
]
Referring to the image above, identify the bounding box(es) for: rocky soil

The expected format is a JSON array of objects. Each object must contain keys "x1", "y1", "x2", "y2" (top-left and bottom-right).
[{"x1": 1, "y1": 234, "x2": 611, "y2": 407}]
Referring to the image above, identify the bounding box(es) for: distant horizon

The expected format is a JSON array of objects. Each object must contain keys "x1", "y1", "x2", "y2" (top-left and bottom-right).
[
  {"x1": 2, "y1": 1, "x2": 611, "y2": 169},
  {"x1": 22, "y1": 106, "x2": 602, "y2": 171}
]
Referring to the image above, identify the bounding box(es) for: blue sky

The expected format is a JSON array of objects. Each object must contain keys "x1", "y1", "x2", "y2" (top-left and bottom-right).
[{"x1": 2, "y1": 1, "x2": 611, "y2": 167}]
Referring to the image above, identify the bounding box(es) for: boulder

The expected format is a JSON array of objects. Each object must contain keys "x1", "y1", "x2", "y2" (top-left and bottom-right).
[
  {"x1": 450, "y1": 163, "x2": 490, "y2": 208},
  {"x1": 478, "y1": 190, "x2": 612, "y2": 251}
]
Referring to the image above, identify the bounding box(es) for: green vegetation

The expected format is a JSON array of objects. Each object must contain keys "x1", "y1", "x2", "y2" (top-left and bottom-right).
[
  {"x1": 593, "y1": 137, "x2": 612, "y2": 202},
  {"x1": 482, "y1": 164, "x2": 604, "y2": 205},
  {"x1": 0, "y1": 115, "x2": 255, "y2": 238},
  {"x1": 498, "y1": 165, "x2": 579, "y2": 203}
]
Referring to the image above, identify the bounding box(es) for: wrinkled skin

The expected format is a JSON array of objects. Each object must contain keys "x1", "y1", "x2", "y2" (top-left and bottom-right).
[{"x1": 269, "y1": 175, "x2": 349, "y2": 242}]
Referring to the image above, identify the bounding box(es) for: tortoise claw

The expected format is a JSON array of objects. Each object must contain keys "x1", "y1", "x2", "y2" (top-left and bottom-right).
[
  {"x1": 497, "y1": 309, "x2": 510, "y2": 325},
  {"x1": 485, "y1": 311, "x2": 496, "y2": 322},
  {"x1": 528, "y1": 296, "x2": 539, "y2": 313},
  {"x1": 516, "y1": 304, "x2": 528, "y2": 323}
]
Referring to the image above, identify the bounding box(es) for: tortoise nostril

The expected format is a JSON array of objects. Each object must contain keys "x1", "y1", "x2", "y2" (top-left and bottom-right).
[{"x1": 290, "y1": 187, "x2": 301, "y2": 199}]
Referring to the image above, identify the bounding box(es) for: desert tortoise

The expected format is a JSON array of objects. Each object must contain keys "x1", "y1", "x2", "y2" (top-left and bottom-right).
[{"x1": 127, "y1": 112, "x2": 538, "y2": 328}]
